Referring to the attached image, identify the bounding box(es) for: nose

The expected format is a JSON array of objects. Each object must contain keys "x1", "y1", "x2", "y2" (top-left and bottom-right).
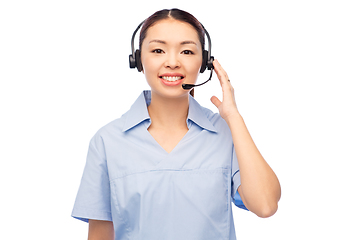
[{"x1": 165, "y1": 53, "x2": 181, "y2": 69}]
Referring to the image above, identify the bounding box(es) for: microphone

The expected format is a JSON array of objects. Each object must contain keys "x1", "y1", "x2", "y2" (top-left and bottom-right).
[{"x1": 182, "y1": 69, "x2": 213, "y2": 90}]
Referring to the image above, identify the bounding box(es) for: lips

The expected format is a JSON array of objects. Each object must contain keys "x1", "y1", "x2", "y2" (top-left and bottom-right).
[{"x1": 159, "y1": 73, "x2": 184, "y2": 86}]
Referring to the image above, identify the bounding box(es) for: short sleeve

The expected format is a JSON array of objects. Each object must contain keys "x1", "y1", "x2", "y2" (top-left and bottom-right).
[
  {"x1": 71, "y1": 133, "x2": 112, "y2": 223},
  {"x1": 231, "y1": 144, "x2": 249, "y2": 211}
]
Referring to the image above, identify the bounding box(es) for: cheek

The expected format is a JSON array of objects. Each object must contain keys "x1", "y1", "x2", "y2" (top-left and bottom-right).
[
  {"x1": 184, "y1": 57, "x2": 202, "y2": 75},
  {"x1": 141, "y1": 54, "x2": 161, "y2": 75},
  {"x1": 141, "y1": 55, "x2": 160, "y2": 85}
]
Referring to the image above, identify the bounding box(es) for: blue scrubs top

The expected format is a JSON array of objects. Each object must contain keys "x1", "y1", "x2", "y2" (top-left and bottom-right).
[{"x1": 72, "y1": 90, "x2": 247, "y2": 240}]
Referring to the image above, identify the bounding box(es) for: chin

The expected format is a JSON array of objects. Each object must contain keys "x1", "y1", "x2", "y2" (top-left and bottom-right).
[{"x1": 150, "y1": 87, "x2": 191, "y2": 99}]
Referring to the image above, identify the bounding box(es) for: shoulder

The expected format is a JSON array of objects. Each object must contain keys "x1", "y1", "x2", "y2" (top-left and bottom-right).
[
  {"x1": 89, "y1": 91, "x2": 149, "y2": 144},
  {"x1": 93, "y1": 114, "x2": 126, "y2": 139},
  {"x1": 86, "y1": 114, "x2": 130, "y2": 158}
]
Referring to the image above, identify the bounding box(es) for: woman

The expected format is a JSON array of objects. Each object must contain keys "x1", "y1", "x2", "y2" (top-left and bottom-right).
[{"x1": 72, "y1": 8, "x2": 281, "y2": 240}]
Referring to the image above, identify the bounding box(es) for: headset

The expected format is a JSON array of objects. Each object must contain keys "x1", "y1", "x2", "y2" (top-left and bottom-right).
[{"x1": 129, "y1": 20, "x2": 214, "y2": 90}]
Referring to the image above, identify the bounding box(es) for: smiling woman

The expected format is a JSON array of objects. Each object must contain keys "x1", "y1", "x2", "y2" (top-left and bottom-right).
[{"x1": 71, "y1": 8, "x2": 280, "y2": 240}]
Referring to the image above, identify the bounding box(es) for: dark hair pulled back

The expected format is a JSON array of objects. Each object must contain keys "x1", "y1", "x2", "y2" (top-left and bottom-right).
[{"x1": 139, "y1": 8, "x2": 204, "y2": 97}]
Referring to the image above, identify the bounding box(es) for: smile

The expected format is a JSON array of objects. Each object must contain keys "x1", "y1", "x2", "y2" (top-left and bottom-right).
[
  {"x1": 160, "y1": 76, "x2": 184, "y2": 82},
  {"x1": 159, "y1": 73, "x2": 185, "y2": 86}
]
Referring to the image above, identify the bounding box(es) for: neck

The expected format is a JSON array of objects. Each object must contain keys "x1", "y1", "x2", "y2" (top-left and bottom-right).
[{"x1": 147, "y1": 92, "x2": 189, "y2": 130}]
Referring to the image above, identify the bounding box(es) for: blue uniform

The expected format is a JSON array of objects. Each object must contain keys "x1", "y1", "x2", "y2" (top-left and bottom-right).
[{"x1": 72, "y1": 90, "x2": 247, "y2": 240}]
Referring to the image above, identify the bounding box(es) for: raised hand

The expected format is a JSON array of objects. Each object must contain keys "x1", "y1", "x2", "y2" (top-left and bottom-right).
[{"x1": 210, "y1": 60, "x2": 239, "y2": 120}]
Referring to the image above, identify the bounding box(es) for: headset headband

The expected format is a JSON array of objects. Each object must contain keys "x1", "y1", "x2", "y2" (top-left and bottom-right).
[{"x1": 130, "y1": 20, "x2": 145, "y2": 66}]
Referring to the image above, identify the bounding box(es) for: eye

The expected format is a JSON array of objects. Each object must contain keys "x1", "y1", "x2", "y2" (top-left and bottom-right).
[
  {"x1": 152, "y1": 49, "x2": 164, "y2": 54},
  {"x1": 182, "y1": 50, "x2": 194, "y2": 55}
]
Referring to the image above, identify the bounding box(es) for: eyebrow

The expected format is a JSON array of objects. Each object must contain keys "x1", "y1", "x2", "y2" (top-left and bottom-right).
[
  {"x1": 180, "y1": 40, "x2": 197, "y2": 45},
  {"x1": 149, "y1": 39, "x2": 197, "y2": 45}
]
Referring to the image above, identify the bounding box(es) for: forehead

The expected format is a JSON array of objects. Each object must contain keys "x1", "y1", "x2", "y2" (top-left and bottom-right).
[{"x1": 144, "y1": 19, "x2": 201, "y2": 45}]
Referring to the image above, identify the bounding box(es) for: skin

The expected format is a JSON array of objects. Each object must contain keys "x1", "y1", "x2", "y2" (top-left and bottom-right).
[
  {"x1": 88, "y1": 219, "x2": 114, "y2": 240},
  {"x1": 88, "y1": 18, "x2": 281, "y2": 238}
]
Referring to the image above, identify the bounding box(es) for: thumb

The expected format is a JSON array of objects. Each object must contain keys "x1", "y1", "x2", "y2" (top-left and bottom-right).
[{"x1": 210, "y1": 96, "x2": 222, "y2": 109}]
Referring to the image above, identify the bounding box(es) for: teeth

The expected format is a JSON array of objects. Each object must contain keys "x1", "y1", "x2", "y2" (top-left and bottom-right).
[{"x1": 162, "y1": 76, "x2": 182, "y2": 82}]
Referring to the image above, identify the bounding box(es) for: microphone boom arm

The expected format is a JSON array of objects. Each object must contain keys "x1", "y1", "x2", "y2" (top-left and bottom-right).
[{"x1": 182, "y1": 69, "x2": 213, "y2": 90}]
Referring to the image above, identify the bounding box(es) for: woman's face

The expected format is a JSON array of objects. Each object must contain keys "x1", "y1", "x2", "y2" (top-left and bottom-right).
[{"x1": 141, "y1": 19, "x2": 203, "y2": 99}]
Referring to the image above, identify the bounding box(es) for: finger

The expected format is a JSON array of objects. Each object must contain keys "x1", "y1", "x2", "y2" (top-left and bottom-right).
[
  {"x1": 214, "y1": 60, "x2": 228, "y2": 82},
  {"x1": 210, "y1": 96, "x2": 222, "y2": 108},
  {"x1": 213, "y1": 60, "x2": 233, "y2": 92},
  {"x1": 213, "y1": 60, "x2": 230, "y2": 85}
]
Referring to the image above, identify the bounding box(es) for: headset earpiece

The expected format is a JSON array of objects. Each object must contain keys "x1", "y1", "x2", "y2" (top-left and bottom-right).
[
  {"x1": 200, "y1": 50, "x2": 214, "y2": 73},
  {"x1": 129, "y1": 54, "x2": 136, "y2": 69},
  {"x1": 129, "y1": 50, "x2": 143, "y2": 72},
  {"x1": 200, "y1": 50, "x2": 208, "y2": 73},
  {"x1": 207, "y1": 55, "x2": 214, "y2": 71},
  {"x1": 135, "y1": 50, "x2": 143, "y2": 72}
]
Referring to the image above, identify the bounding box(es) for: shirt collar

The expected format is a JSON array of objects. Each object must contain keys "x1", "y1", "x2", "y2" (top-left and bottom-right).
[
  {"x1": 188, "y1": 96, "x2": 217, "y2": 133},
  {"x1": 122, "y1": 90, "x2": 217, "y2": 133},
  {"x1": 122, "y1": 91, "x2": 151, "y2": 132}
]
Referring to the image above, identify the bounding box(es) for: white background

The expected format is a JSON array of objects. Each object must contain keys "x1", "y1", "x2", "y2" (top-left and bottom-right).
[{"x1": 1, "y1": 0, "x2": 347, "y2": 239}]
